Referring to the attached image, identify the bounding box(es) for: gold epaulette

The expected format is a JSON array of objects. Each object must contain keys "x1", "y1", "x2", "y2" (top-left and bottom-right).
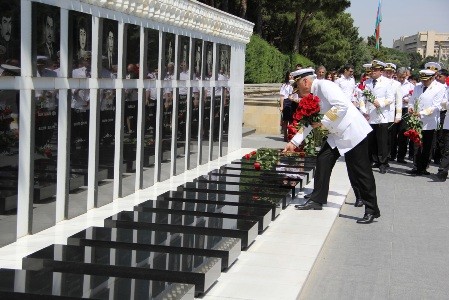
[{"x1": 325, "y1": 107, "x2": 338, "y2": 121}]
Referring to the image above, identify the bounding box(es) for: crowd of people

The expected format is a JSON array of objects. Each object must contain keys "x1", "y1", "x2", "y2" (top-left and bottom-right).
[{"x1": 281, "y1": 61, "x2": 449, "y2": 224}]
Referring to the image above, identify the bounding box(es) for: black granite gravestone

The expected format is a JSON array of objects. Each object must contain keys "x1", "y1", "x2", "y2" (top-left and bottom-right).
[
  {"x1": 0, "y1": 268, "x2": 194, "y2": 299},
  {"x1": 22, "y1": 244, "x2": 220, "y2": 295},
  {"x1": 67, "y1": 226, "x2": 241, "y2": 270}
]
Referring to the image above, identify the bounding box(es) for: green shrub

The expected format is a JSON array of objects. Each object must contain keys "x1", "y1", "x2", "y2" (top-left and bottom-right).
[
  {"x1": 245, "y1": 35, "x2": 290, "y2": 83},
  {"x1": 245, "y1": 35, "x2": 314, "y2": 83}
]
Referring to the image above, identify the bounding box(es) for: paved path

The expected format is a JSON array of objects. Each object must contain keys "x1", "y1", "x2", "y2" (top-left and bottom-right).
[{"x1": 299, "y1": 160, "x2": 449, "y2": 299}]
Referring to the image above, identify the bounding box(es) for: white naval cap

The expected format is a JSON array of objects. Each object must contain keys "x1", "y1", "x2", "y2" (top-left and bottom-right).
[
  {"x1": 419, "y1": 69, "x2": 436, "y2": 80},
  {"x1": 385, "y1": 62, "x2": 397, "y2": 71},
  {"x1": 291, "y1": 68, "x2": 316, "y2": 80},
  {"x1": 371, "y1": 60, "x2": 386, "y2": 69},
  {"x1": 424, "y1": 62, "x2": 442, "y2": 72}
]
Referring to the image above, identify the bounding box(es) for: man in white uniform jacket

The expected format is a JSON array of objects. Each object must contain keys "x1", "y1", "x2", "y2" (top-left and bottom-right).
[{"x1": 284, "y1": 68, "x2": 381, "y2": 224}]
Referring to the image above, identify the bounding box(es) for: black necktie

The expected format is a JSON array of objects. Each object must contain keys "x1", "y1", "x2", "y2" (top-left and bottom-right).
[
  {"x1": 423, "y1": 86, "x2": 428, "y2": 93},
  {"x1": 372, "y1": 79, "x2": 377, "y2": 88}
]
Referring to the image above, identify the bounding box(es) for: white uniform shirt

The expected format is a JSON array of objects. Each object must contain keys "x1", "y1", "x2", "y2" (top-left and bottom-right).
[
  {"x1": 398, "y1": 80, "x2": 415, "y2": 109},
  {"x1": 409, "y1": 80, "x2": 445, "y2": 130},
  {"x1": 388, "y1": 79, "x2": 402, "y2": 122},
  {"x1": 279, "y1": 84, "x2": 293, "y2": 99},
  {"x1": 335, "y1": 76, "x2": 356, "y2": 103},
  {"x1": 362, "y1": 76, "x2": 394, "y2": 124},
  {"x1": 443, "y1": 86, "x2": 449, "y2": 129},
  {"x1": 291, "y1": 79, "x2": 372, "y2": 155}
]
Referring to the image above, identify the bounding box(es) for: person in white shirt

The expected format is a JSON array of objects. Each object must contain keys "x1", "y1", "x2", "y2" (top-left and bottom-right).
[
  {"x1": 383, "y1": 63, "x2": 402, "y2": 162},
  {"x1": 433, "y1": 66, "x2": 447, "y2": 164},
  {"x1": 393, "y1": 67, "x2": 415, "y2": 163},
  {"x1": 335, "y1": 64, "x2": 356, "y2": 106},
  {"x1": 360, "y1": 60, "x2": 395, "y2": 174},
  {"x1": 435, "y1": 68, "x2": 449, "y2": 181},
  {"x1": 284, "y1": 68, "x2": 380, "y2": 224},
  {"x1": 407, "y1": 68, "x2": 445, "y2": 176},
  {"x1": 279, "y1": 71, "x2": 294, "y2": 141}
]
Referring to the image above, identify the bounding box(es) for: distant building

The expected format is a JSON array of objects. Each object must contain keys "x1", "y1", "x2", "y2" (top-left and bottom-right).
[{"x1": 393, "y1": 31, "x2": 449, "y2": 61}]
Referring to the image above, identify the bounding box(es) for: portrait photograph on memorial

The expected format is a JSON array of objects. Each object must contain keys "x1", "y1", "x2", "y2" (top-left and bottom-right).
[
  {"x1": 175, "y1": 35, "x2": 190, "y2": 173},
  {"x1": 32, "y1": 2, "x2": 60, "y2": 76},
  {"x1": 142, "y1": 28, "x2": 159, "y2": 189},
  {"x1": 95, "y1": 18, "x2": 118, "y2": 207},
  {"x1": 189, "y1": 38, "x2": 203, "y2": 169},
  {"x1": 160, "y1": 32, "x2": 176, "y2": 181},
  {"x1": 218, "y1": 44, "x2": 231, "y2": 155},
  {"x1": 67, "y1": 11, "x2": 92, "y2": 219},
  {"x1": 0, "y1": 0, "x2": 20, "y2": 76},
  {"x1": 121, "y1": 24, "x2": 140, "y2": 196}
]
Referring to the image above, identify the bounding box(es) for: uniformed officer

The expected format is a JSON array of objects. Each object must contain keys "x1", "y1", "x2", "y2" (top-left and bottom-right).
[
  {"x1": 394, "y1": 67, "x2": 415, "y2": 163},
  {"x1": 383, "y1": 62, "x2": 402, "y2": 161},
  {"x1": 284, "y1": 68, "x2": 380, "y2": 224},
  {"x1": 435, "y1": 72, "x2": 449, "y2": 181},
  {"x1": 407, "y1": 68, "x2": 445, "y2": 175}
]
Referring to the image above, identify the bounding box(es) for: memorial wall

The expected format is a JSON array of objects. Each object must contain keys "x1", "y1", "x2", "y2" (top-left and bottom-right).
[{"x1": 0, "y1": 0, "x2": 253, "y2": 247}]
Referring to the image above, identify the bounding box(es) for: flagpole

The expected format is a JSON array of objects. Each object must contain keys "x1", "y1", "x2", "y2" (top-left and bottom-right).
[{"x1": 375, "y1": 0, "x2": 382, "y2": 50}]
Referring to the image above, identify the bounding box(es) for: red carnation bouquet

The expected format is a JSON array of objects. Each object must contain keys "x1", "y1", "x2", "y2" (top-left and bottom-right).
[
  {"x1": 286, "y1": 93, "x2": 322, "y2": 144},
  {"x1": 403, "y1": 97, "x2": 422, "y2": 147}
]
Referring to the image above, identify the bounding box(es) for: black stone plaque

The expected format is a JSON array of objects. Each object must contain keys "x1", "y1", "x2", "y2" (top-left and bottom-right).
[
  {"x1": 22, "y1": 244, "x2": 220, "y2": 295},
  {"x1": 67, "y1": 226, "x2": 241, "y2": 270},
  {"x1": 157, "y1": 190, "x2": 282, "y2": 220},
  {"x1": 0, "y1": 268, "x2": 194, "y2": 299},
  {"x1": 180, "y1": 181, "x2": 291, "y2": 209},
  {"x1": 135, "y1": 198, "x2": 272, "y2": 232},
  {"x1": 104, "y1": 210, "x2": 258, "y2": 249}
]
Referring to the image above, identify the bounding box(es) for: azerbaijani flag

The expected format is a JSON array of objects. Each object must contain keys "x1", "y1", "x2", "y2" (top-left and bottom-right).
[{"x1": 374, "y1": 0, "x2": 382, "y2": 50}]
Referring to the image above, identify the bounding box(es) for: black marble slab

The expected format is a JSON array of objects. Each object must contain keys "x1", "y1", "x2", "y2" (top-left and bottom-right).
[
  {"x1": 0, "y1": 268, "x2": 194, "y2": 299},
  {"x1": 67, "y1": 226, "x2": 241, "y2": 270},
  {"x1": 194, "y1": 173, "x2": 298, "y2": 196},
  {"x1": 156, "y1": 190, "x2": 281, "y2": 221},
  {"x1": 222, "y1": 164, "x2": 313, "y2": 184},
  {"x1": 208, "y1": 168, "x2": 301, "y2": 190},
  {"x1": 104, "y1": 210, "x2": 258, "y2": 249},
  {"x1": 135, "y1": 198, "x2": 272, "y2": 232},
  {"x1": 22, "y1": 244, "x2": 220, "y2": 295},
  {"x1": 180, "y1": 181, "x2": 291, "y2": 209}
]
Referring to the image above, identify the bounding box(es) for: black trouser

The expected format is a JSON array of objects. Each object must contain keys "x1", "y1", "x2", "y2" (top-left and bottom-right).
[
  {"x1": 396, "y1": 108, "x2": 409, "y2": 160},
  {"x1": 414, "y1": 129, "x2": 435, "y2": 172},
  {"x1": 369, "y1": 123, "x2": 389, "y2": 166},
  {"x1": 346, "y1": 163, "x2": 362, "y2": 200},
  {"x1": 389, "y1": 121, "x2": 399, "y2": 159},
  {"x1": 433, "y1": 110, "x2": 446, "y2": 163},
  {"x1": 438, "y1": 129, "x2": 449, "y2": 176},
  {"x1": 309, "y1": 138, "x2": 379, "y2": 215}
]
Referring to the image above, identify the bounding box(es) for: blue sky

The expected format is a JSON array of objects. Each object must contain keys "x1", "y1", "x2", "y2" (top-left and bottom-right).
[{"x1": 346, "y1": 0, "x2": 449, "y2": 47}]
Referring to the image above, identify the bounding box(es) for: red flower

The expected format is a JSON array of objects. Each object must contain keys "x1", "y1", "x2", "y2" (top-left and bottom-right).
[
  {"x1": 358, "y1": 83, "x2": 365, "y2": 90},
  {"x1": 244, "y1": 154, "x2": 251, "y2": 160},
  {"x1": 409, "y1": 90, "x2": 413, "y2": 95},
  {"x1": 253, "y1": 162, "x2": 261, "y2": 170},
  {"x1": 250, "y1": 151, "x2": 257, "y2": 156}
]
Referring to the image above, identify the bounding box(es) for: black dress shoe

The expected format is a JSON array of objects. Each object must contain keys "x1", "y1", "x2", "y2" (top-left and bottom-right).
[
  {"x1": 407, "y1": 169, "x2": 419, "y2": 175},
  {"x1": 371, "y1": 162, "x2": 380, "y2": 168},
  {"x1": 420, "y1": 170, "x2": 430, "y2": 175},
  {"x1": 295, "y1": 200, "x2": 323, "y2": 210},
  {"x1": 434, "y1": 172, "x2": 448, "y2": 182},
  {"x1": 389, "y1": 157, "x2": 396, "y2": 161},
  {"x1": 379, "y1": 165, "x2": 387, "y2": 174},
  {"x1": 304, "y1": 193, "x2": 312, "y2": 199},
  {"x1": 396, "y1": 159, "x2": 407, "y2": 164},
  {"x1": 356, "y1": 213, "x2": 380, "y2": 224},
  {"x1": 354, "y1": 199, "x2": 364, "y2": 207}
]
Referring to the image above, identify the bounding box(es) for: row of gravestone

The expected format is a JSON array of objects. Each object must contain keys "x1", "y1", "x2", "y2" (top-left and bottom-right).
[{"x1": 0, "y1": 150, "x2": 316, "y2": 300}]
